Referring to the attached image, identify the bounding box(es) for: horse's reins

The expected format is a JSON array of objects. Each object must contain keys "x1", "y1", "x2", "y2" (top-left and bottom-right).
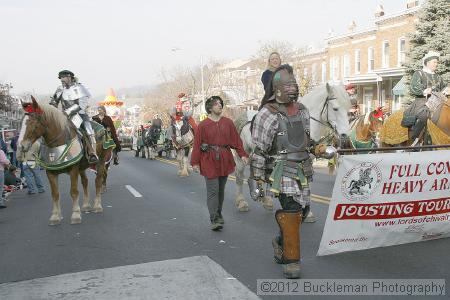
[{"x1": 309, "y1": 95, "x2": 337, "y2": 131}]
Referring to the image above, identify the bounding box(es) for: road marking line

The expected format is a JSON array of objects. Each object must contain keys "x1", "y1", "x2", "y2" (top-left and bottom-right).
[
  {"x1": 125, "y1": 185, "x2": 142, "y2": 197},
  {"x1": 155, "y1": 157, "x2": 331, "y2": 204}
]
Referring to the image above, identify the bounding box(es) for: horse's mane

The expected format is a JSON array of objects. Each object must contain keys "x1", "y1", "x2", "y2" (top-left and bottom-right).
[
  {"x1": 301, "y1": 84, "x2": 328, "y2": 110},
  {"x1": 38, "y1": 103, "x2": 71, "y2": 129}
]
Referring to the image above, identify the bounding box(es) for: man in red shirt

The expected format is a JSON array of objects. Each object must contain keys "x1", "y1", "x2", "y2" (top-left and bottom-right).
[{"x1": 191, "y1": 96, "x2": 249, "y2": 231}]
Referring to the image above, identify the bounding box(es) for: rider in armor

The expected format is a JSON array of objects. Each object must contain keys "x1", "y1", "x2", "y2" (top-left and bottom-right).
[
  {"x1": 251, "y1": 64, "x2": 334, "y2": 279},
  {"x1": 50, "y1": 70, "x2": 98, "y2": 163}
]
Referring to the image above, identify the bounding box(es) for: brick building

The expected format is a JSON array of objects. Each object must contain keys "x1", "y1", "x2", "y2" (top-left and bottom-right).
[{"x1": 301, "y1": 0, "x2": 421, "y2": 113}]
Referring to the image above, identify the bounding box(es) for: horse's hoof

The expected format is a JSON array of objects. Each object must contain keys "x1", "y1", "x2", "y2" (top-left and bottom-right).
[
  {"x1": 262, "y1": 197, "x2": 274, "y2": 211},
  {"x1": 49, "y1": 218, "x2": 61, "y2": 226},
  {"x1": 93, "y1": 206, "x2": 103, "y2": 213},
  {"x1": 81, "y1": 205, "x2": 92, "y2": 212},
  {"x1": 71, "y1": 217, "x2": 82, "y2": 225},
  {"x1": 303, "y1": 211, "x2": 317, "y2": 223},
  {"x1": 179, "y1": 172, "x2": 189, "y2": 177},
  {"x1": 237, "y1": 200, "x2": 249, "y2": 212}
]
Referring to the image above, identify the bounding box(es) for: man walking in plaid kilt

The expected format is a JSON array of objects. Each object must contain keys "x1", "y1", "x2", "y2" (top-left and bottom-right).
[{"x1": 251, "y1": 65, "x2": 333, "y2": 278}]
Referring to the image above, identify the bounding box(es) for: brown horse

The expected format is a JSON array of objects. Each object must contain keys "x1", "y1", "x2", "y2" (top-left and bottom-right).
[
  {"x1": 380, "y1": 93, "x2": 450, "y2": 147},
  {"x1": 348, "y1": 107, "x2": 384, "y2": 149},
  {"x1": 17, "y1": 97, "x2": 113, "y2": 225},
  {"x1": 328, "y1": 108, "x2": 384, "y2": 174}
]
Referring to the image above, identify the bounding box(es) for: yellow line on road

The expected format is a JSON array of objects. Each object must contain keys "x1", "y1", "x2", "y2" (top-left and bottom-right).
[{"x1": 155, "y1": 157, "x2": 331, "y2": 204}]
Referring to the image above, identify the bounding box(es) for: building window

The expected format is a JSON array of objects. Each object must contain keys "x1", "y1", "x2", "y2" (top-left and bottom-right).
[
  {"x1": 321, "y1": 62, "x2": 327, "y2": 83},
  {"x1": 355, "y1": 49, "x2": 361, "y2": 74},
  {"x1": 343, "y1": 54, "x2": 350, "y2": 77},
  {"x1": 363, "y1": 87, "x2": 373, "y2": 114},
  {"x1": 330, "y1": 57, "x2": 338, "y2": 81},
  {"x1": 368, "y1": 47, "x2": 374, "y2": 72},
  {"x1": 312, "y1": 63, "x2": 317, "y2": 84},
  {"x1": 382, "y1": 41, "x2": 390, "y2": 68},
  {"x1": 398, "y1": 38, "x2": 406, "y2": 66}
]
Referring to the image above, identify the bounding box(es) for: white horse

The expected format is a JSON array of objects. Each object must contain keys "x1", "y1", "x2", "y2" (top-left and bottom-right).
[
  {"x1": 233, "y1": 83, "x2": 351, "y2": 217},
  {"x1": 169, "y1": 118, "x2": 194, "y2": 177}
]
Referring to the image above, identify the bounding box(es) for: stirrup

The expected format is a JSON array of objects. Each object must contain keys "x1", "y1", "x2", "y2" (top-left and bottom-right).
[{"x1": 410, "y1": 138, "x2": 420, "y2": 147}]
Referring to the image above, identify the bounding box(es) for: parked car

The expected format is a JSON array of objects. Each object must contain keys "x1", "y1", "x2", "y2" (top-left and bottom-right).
[{"x1": 118, "y1": 135, "x2": 133, "y2": 150}]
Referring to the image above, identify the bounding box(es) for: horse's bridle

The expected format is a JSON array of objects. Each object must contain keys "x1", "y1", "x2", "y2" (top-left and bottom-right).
[
  {"x1": 309, "y1": 94, "x2": 340, "y2": 145},
  {"x1": 23, "y1": 112, "x2": 70, "y2": 148},
  {"x1": 310, "y1": 95, "x2": 338, "y2": 131}
]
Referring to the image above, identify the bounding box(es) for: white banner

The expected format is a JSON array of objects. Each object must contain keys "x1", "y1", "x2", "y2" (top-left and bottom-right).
[{"x1": 317, "y1": 150, "x2": 450, "y2": 256}]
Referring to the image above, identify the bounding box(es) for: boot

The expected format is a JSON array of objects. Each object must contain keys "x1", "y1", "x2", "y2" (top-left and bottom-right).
[
  {"x1": 216, "y1": 211, "x2": 224, "y2": 224},
  {"x1": 88, "y1": 134, "x2": 99, "y2": 164},
  {"x1": 275, "y1": 209, "x2": 302, "y2": 279},
  {"x1": 210, "y1": 214, "x2": 223, "y2": 231},
  {"x1": 410, "y1": 119, "x2": 426, "y2": 140},
  {"x1": 113, "y1": 151, "x2": 119, "y2": 165}
]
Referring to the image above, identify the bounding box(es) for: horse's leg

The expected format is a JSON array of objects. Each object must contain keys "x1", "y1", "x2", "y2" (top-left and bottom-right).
[
  {"x1": 176, "y1": 149, "x2": 182, "y2": 175},
  {"x1": 233, "y1": 152, "x2": 249, "y2": 212},
  {"x1": 179, "y1": 147, "x2": 189, "y2": 177},
  {"x1": 102, "y1": 163, "x2": 109, "y2": 193},
  {"x1": 148, "y1": 146, "x2": 153, "y2": 159},
  {"x1": 151, "y1": 146, "x2": 156, "y2": 159},
  {"x1": 80, "y1": 169, "x2": 91, "y2": 212},
  {"x1": 69, "y1": 168, "x2": 81, "y2": 224},
  {"x1": 93, "y1": 162, "x2": 105, "y2": 213},
  {"x1": 47, "y1": 172, "x2": 62, "y2": 225},
  {"x1": 187, "y1": 147, "x2": 193, "y2": 172}
]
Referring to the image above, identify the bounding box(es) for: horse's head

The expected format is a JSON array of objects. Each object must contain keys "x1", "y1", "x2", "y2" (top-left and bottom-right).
[
  {"x1": 17, "y1": 96, "x2": 46, "y2": 160},
  {"x1": 301, "y1": 83, "x2": 351, "y2": 145},
  {"x1": 325, "y1": 84, "x2": 352, "y2": 139},
  {"x1": 366, "y1": 107, "x2": 384, "y2": 133}
]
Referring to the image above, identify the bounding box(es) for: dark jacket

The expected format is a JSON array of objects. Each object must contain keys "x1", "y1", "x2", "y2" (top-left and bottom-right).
[
  {"x1": 92, "y1": 115, "x2": 121, "y2": 151},
  {"x1": 261, "y1": 69, "x2": 274, "y2": 92}
]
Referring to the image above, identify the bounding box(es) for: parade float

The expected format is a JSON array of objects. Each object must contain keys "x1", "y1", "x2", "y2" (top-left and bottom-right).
[{"x1": 99, "y1": 88, "x2": 124, "y2": 129}]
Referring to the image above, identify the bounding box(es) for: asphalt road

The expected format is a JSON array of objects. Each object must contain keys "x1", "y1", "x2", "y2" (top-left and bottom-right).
[{"x1": 0, "y1": 151, "x2": 448, "y2": 299}]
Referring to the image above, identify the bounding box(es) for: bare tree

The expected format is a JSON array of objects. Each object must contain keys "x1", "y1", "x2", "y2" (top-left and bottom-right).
[{"x1": 253, "y1": 39, "x2": 302, "y2": 67}]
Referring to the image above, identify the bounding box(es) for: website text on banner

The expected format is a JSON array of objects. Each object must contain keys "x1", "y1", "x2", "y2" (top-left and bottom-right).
[{"x1": 318, "y1": 150, "x2": 450, "y2": 256}]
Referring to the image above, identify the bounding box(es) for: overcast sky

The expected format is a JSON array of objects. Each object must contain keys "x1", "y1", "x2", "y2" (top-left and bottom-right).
[{"x1": 1, "y1": 0, "x2": 412, "y2": 96}]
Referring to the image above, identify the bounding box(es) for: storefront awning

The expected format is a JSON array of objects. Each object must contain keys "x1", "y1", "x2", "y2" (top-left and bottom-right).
[{"x1": 392, "y1": 76, "x2": 407, "y2": 96}]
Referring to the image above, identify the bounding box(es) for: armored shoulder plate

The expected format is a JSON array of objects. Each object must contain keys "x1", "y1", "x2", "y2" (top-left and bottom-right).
[{"x1": 61, "y1": 83, "x2": 91, "y2": 101}]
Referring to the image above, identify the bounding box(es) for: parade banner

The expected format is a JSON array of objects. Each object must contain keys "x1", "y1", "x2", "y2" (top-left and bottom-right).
[{"x1": 317, "y1": 150, "x2": 450, "y2": 256}]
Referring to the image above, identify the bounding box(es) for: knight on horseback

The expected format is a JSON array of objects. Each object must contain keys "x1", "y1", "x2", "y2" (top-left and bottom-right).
[
  {"x1": 402, "y1": 51, "x2": 448, "y2": 142},
  {"x1": 251, "y1": 64, "x2": 336, "y2": 279},
  {"x1": 50, "y1": 70, "x2": 98, "y2": 164}
]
